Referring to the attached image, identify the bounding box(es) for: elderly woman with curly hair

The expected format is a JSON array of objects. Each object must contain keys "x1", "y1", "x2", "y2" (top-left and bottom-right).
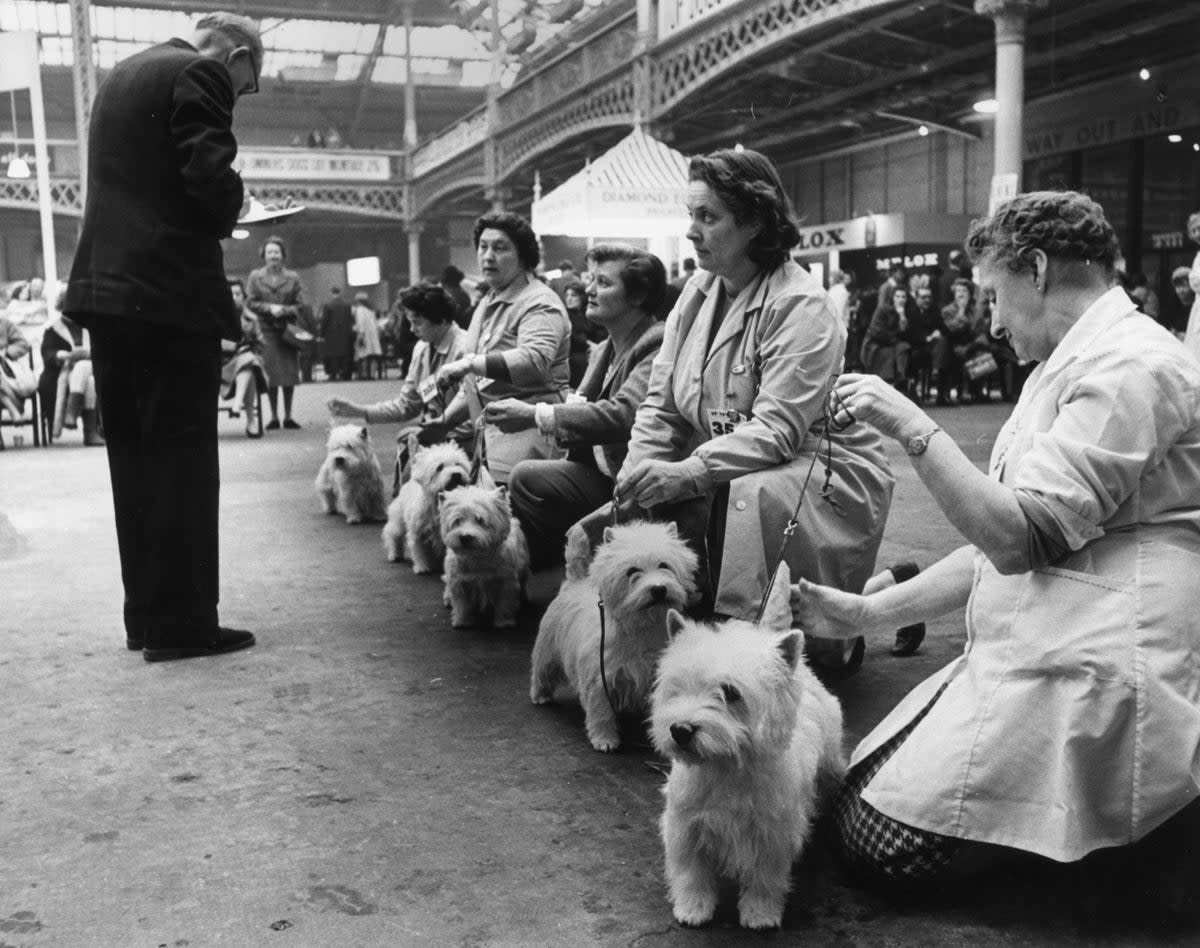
[
  {"x1": 581, "y1": 148, "x2": 895, "y2": 630},
  {"x1": 793, "y1": 190, "x2": 1200, "y2": 887},
  {"x1": 425, "y1": 211, "x2": 571, "y2": 483}
]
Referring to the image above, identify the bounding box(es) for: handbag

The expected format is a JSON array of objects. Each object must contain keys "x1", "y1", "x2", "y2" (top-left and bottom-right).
[
  {"x1": 281, "y1": 323, "x2": 316, "y2": 353},
  {"x1": 964, "y1": 351, "x2": 999, "y2": 380},
  {"x1": 0, "y1": 353, "x2": 37, "y2": 398}
]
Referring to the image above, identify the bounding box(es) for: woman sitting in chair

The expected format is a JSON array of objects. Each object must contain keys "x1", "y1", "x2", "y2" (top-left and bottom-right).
[
  {"x1": 38, "y1": 305, "x2": 104, "y2": 446},
  {"x1": 219, "y1": 279, "x2": 267, "y2": 438},
  {"x1": 0, "y1": 312, "x2": 34, "y2": 427}
]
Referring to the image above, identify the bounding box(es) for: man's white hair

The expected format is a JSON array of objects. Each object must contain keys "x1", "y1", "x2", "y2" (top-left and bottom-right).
[{"x1": 195, "y1": 12, "x2": 263, "y2": 75}]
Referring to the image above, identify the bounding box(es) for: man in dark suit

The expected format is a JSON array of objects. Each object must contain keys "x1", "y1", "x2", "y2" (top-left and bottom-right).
[
  {"x1": 64, "y1": 13, "x2": 262, "y2": 662},
  {"x1": 319, "y1": 286, "x2": 355, "y2": 381}
]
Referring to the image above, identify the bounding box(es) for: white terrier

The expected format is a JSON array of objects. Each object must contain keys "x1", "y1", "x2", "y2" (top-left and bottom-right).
[
  {"x1": 651, "y1": 563, "x2": 845, "y2": 930},
  {"x1": 382, "y1": 441, "x2": 472, "y2": 572},
  {"x1": 439, "y1": 484, "x2": 530, "y2": 629},
  {"x1": 315, "y1": 424, "x2": 388, "y2": 524},
  {"x1": 531, "y1": 521, "x2": 699, "y2": 752}
]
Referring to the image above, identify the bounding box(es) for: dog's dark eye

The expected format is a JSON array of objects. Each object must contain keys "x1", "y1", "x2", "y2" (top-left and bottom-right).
[
  {"x1": 626, "y1": 567, "x2": 641, "y2": 578},
  {"x1": 436, "y1": 464, "x2": 444, "y2": 471},
  {"x1": 721, "y1": 683, "x2": 741, "y2": 704}
]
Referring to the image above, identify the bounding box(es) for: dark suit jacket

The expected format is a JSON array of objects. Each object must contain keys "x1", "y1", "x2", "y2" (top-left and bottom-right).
[
  {"x1": 65, "y1": 39, "x2": 244, "y2": 340},
  {"x1": 556, "y1": 317, "x2": 664, "y2": 473}
]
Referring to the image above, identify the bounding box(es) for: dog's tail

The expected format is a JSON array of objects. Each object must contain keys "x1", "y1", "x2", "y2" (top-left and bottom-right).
[{"x1": 563, "y1": 527, "x2": 593, "y2": 582}]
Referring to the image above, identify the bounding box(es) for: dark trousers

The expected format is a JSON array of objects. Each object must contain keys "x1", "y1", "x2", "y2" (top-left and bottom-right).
[
  {"x1": 90, "y1": 319, "x2": 222, "y2": 647},
  {"x1": 508, "y1": 459, "x2": 614, "y2": 569}
]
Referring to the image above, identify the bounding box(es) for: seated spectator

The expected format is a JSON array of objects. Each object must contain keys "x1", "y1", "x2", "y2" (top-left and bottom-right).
[
  {"x1": 505, "y1": 244, "x2": 667, "y2": 567},
  {"x1": 218, "y1": 279, "x2": 267, "y2": 438},
  {"x1": 0, "y1": 312, "x2": 33, "y2": 423},
  {"x1": 440, "y1": 265, "x2": 474, "y2": 329},
  {"x1": 38, "y1": 308, "x2": 104, "y2": 444},
  {"x1": 861, "y1": 286, "x2": 907, "y2": 385},
  {"x1": 425, "y1": 212, "x2": 571, "y2": 485},
  {"x1": 899, "y1": 286, "x2": 936, "y2": 400},
  {"x1": 327, "y1": 283, "x2": 469, "y2": 492},
  {"x1": 932, "y1": 278, "x2": 976, "y2": 404}
]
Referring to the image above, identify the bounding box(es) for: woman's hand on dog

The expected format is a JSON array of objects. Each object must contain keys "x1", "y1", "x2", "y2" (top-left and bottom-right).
[
  {"x1": 789, "y1": 578, "x2": 869, "y2": 640},
  {"x1": 415, "y1": 418, "x2": 451, "y2": 446},
  {"x1": 483, "y1": 398, "x2": 536, "y2": 433},
  {"x1": 326, "y1": 396, "x2": 364, "y2": 419}
]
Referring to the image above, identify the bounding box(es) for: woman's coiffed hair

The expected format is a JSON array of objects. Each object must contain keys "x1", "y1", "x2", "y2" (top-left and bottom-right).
[
  {"x1": 965, "y1": 190, "x2": 1119, "y2": 275},
  {"x1": 399, "y1": 282, "x2": 457, "y2": 325},
  {"x1": 585, "y1": 243, "x2": 668, "y2": 317},
  {"x1": 259, "y1": 234, "x2": 287, "y2": 260},
  {"x1": 687, "y1": 148, "x2": 801, "y2": 269},
  {"x1": 473, "y1": 212, "x2": 540, "y2": 270}
]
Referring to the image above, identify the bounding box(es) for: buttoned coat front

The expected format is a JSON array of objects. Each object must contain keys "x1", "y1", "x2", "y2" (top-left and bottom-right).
[
  {"x1": 856, "y1": 289, "x2": 1200, "y2": 862},
  {"x1": 622, "y1": 262, "x2": 894, "y2": 618}
]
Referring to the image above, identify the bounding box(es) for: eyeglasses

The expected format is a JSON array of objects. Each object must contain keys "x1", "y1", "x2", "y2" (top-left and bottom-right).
[{"x1": 227, "y1": 48, "x2": 259, "y2": 97}]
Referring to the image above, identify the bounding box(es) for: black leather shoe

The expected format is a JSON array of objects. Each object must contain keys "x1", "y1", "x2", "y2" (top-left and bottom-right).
[
  {"x1": 265, "y1": 419, "x2": 281, "y2": 430},
  {"x1": 143, "y1": 627, "x2": 256, "y2": 663},
  {"x1": 283, "y1": 418, "x2": 301, "y2": 429},
  {"x1": 892, "y1": 623, "x2": 926, "y2": 656}
]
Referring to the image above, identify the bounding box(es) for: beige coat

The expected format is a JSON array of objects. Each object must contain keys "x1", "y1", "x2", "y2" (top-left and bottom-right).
[
  {"x1": 856, "y1": 288, "x2": 1200, "y2": 862},
  {"x1": 621, "y1": 262, "x2": 894, "y2": 618}
]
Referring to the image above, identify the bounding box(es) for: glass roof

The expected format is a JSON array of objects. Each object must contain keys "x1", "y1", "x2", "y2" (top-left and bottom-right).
[{"x1": 0, "y1": 0, "x2": 608, "y2": 88}]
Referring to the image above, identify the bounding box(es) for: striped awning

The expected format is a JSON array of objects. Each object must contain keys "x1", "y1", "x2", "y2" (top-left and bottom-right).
[{"x1": 531, "y1": 128, "x2": 690, "y2": 238}]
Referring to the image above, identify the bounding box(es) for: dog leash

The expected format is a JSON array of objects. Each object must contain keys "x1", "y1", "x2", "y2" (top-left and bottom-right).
[
  {"x1": 596, "y1": 482, "x2": 624, "y2": 719},
  {"x1": 752, "y1": 387, "x2": 851, "y2": 625}
]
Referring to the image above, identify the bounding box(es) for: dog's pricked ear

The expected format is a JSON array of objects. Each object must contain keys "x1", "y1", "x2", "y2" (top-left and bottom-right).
[
  {"x1": 437, "y1": 490, "x2": 448, "y2": 506},
  {"x1": 777, "y1": 631, "x2": 803, "y2": 672},
  {"x1": 666, "y1": 608, "x2": 688, "y2": 640},
  {"x1": 602, "y1": 526, "x2": 615, "y2": 545},
  {"x1": 663, "y1": 521, "x2": 678, "y2": 538},
  {"x1": 359, "y1": 426, "x2": 369, "y2": 440},
  {"x1": 760, "y1": 562, "x2": 793, "y2": 631}
]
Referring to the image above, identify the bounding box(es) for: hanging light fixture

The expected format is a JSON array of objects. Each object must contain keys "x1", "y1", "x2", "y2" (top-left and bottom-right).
[{"x1": 6, "y1": 90, "x2": 30, "y2": 179}]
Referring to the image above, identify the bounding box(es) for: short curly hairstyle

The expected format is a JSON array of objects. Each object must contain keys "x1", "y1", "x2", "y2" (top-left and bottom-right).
[
  {"x1": 965, "y1": 190, "x2": 1119, "y2": 276},
  {"x1": 688, "y1": 149, "x2": 801, "y2": 269},
  {"x1": 473, "y1": 212, "x2": 540, "y2": 271},
  {"x1": 585, "y1": 243, "x2": 668, "y2": 317},
  {"x1": 399, "y1": 282, "x2": 457, "y2": 325}
]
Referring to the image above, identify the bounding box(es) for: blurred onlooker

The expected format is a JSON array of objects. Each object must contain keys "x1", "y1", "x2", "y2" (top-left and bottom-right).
[
  {"x1": 861, "y1": 286, "x2": 907, "y2": 386},
  {"x1": 319, "y1": 286, "x2": 355, "y2": 381},
  {"x1": 900, "y1": 286, "x2": 936, "y2": 401},
  {"x1": 0, "y1": 311, "x2": 33, "y2": 423},
  {"x1": 937, "y1": 249, "x2": 973, "y2": 309},
  {"x1": 1165, "y1": 265, "x2": 1194, "y2": 337},
  {"x1": 548, "y1": 259, "x2": 577, "y2": 300},
  {"x1": 39, "y1": 307, "x2": 103, "y2": 444},
  {"x1": 562, "y1": 279, "x2": 594, "y2": 389},
  {"x1": 245, "y1": 234, "x2": 305, "y2": 429},
  {"x1": 670, "y1": 257, "x2": 696, "y2": 291},
  {"x1": 440, "y1": 265, "x2": 473, "y2": 329},
  {"x1": 306, "y1": 128, "x2": 325, "y2": 148},
  {"x1": 218, "y1": 278, "x2": 266, "y2": 437},
  {"x1": 353, "y1": 291, "x2": 383, "y2": 379},
  {"x1": 932, "y1": 278, "x2": 976, "y2": 405},
  {"x1": 1128, "y1": 272, "x2": 1160, "y2": 320},
  {"x1": 827, "y1": 269, "x2": 853, "y2": 332},
  {"x1": 1184, "y1": 211, "x2": 1200, "y2": 360},
  {"x1": 325, "y1": 126, "x2": 343, "y2": 149}
]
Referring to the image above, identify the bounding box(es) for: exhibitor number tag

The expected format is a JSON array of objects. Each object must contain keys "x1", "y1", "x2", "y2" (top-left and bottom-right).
[{"x1": 707, "y1": 407, "x2": 747, "y2": 438}]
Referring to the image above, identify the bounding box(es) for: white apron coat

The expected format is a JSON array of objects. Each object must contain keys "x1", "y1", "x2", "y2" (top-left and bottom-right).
[
  {"x1": 622, "y1": 262, "x2": 894, "y2": 618},
  {"x1": 853, "y1": 288, "x2": 1200, "y2": 862}
]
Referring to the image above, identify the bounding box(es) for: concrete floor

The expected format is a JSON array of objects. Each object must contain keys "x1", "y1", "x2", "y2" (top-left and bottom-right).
[{"x1": 2, "y1": 380, "x2": 1198, "y2": 947}]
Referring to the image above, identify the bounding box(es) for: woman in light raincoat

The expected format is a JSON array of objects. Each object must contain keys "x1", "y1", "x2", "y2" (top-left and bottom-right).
[
  {"x1": 793, "y1": 191, "x2": 1200, "y2": 884},
  {"x1": 594, "y1": 148, "x2": 895, "y2": 623}
]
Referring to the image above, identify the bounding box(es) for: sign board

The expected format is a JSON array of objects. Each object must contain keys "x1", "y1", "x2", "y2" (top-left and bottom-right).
[{"x1": 237, "y1": 149, "x2": 392, "y2": 182}]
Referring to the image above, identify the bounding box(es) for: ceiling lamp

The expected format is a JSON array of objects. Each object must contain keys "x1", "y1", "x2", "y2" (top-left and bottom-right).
[
  {"x1": 973, "y1": 97, "x2": 999, "y2": 114},
  {"x1": 6, "y1": 90, "x2": 29, "y2": 179}
]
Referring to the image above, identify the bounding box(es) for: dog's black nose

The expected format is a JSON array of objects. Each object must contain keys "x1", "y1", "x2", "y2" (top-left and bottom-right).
[
  {"x1": 333, "y1": 457, "x2": 345, "y2": 469},
  {"x1": 446, "y1": 472, "x2": 466, "y2": 491},
  {"x1": 650, "y1": 584, "x2": 667, "y2": 601},
  {"x1": 670, "y1": 723, "x2": 695, "y2": 747},
  {"x1": 459, "y1": 535, "x2": 475, "y2": 548}
]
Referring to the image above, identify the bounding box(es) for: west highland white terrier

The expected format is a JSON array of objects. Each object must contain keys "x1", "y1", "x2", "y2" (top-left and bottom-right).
[
  {"x1": 651, "y1": 564, "x2": 845, "y2": 930},
  {"x1": 531, "y1": 521, "x2": 699, "y2": 752},
  {"x1": 439, "y1": 484, "x2": 530, "y2": 629},
  {"x1": 315, "y1": 424, "x2": 389, "y2": 524},
  {"x1": 382, "y1": 441, "x2": 472, "y2": 572}
]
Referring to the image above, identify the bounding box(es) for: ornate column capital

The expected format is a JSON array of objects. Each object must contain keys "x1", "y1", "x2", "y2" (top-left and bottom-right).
[
  {"x1": 974, "y1": 0, "x2": 1048, "y2": 42},
  {"x1": 405, "y1": 219, "x2": 425, "y2": 235}
]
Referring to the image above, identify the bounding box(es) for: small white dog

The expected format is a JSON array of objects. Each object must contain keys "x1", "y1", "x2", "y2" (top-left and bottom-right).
[
  {"x1": 651, "y1": 563, "x2": 845, "y2": 930},
  {"x1": 530, "y1": 521, "x2": 699, "y2": 752},
  {"x1": 315, "y1": 424, "x2": 388, "y2": 524},
  {"x1": 382, "y1": 441, "x2": 472, "y2": 572},
  {"x1": 439, "y1": 484, "x2": 530, "y2": 629}
]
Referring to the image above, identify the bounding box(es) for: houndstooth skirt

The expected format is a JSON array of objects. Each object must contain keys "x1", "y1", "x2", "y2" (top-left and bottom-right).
[{"x1": 834, "y1": 684, "x2": 960, "y2": 883}]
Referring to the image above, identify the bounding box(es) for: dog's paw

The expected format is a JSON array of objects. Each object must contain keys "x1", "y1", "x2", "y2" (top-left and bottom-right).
[
  {"x1": 738, "y1": 897, "x2": 784, "y2": 931},
  {"x1": 411, "y1": 563, "x2": 435, "y2": 575},
  {"x1": 530, "y1": 693, "x2": 552, "y2": 705},
  {"x1": 589, "y1": 734, "x2": 621, "y2": 753},
  {"x1": 671, "y1": 901, "x2": 716, "y2": 928}
]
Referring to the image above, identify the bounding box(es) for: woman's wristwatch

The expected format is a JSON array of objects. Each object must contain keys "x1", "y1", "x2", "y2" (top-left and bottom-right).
[{"x1": 905, "y1": 425, "x2": 943, "y2": 456}]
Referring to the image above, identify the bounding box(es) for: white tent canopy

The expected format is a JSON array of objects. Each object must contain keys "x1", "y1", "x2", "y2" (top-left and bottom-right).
[{"x1": 531, "y1": 128, "x2": 690, "y2": 239}]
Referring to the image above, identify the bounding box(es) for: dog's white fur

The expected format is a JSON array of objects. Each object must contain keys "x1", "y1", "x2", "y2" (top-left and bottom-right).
[
  {"x1": 382, "y1": 441, "x2": 471, "y2": 572},
  {"x1": 315, "y1": 424, "x2": 388, "y2": 524},
  {"x1": 651, "y1": 563, "x2": 845, "y2": 930},
  {"x1": 439, "y1": 484, "x2": 530, "y2": 628},
  {"x1": 530, "y1": 521, "x2": 699, "y2": 752}
]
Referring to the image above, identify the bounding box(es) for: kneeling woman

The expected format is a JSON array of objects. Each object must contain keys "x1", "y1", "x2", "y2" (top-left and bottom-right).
[
  {"x1": 794, "y1": 190, "x2": 1200, "y2": 884},
  {"x1": 603, "y1": 148, "x2": 895, "y2": 620}
]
